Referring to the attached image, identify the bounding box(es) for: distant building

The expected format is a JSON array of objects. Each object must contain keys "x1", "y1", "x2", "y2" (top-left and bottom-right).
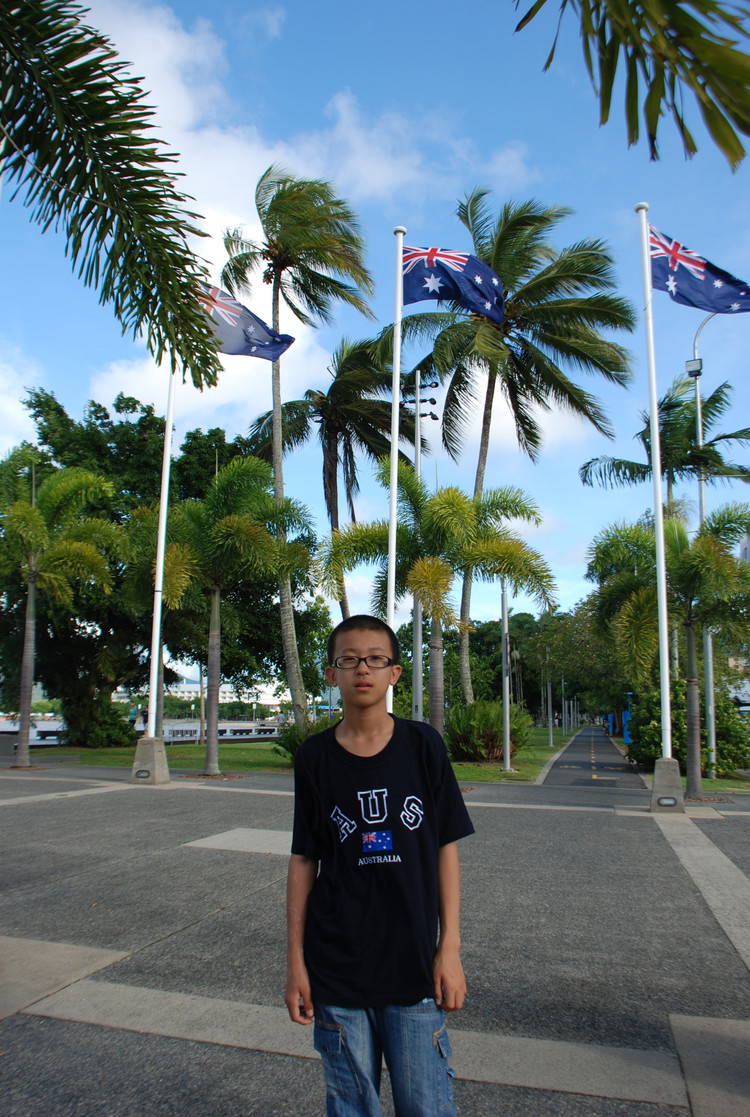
[{"x1": 114, "y1": 676, "x2": 289, "y2": 710}]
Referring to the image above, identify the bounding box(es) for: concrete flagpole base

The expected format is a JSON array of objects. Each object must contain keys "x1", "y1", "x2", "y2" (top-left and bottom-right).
[
  {"x1": 130, "y1": 737, "x2": 170, "y2": 785},
  {"x1": 650, "y1": 757, "x2": 685, "y2": 813}
]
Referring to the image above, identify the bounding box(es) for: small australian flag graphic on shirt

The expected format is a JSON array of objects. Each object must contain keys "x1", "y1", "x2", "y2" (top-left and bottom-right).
[{"x1": 362, "y1": 830, "x2": 393, "y2": 852}]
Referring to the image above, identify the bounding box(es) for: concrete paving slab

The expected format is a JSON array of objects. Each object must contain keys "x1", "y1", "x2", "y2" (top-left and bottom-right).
[
  {"x1": 185, "y1": 827, "x2": 292, "y2": 855},
  {"x1": 654, "y1": 814, "x2": 750, "y2": 972},
  {"x1": 450, "y1": 1027, "x2": 687, "y2": 1105},
  {"x1": 26, "y1": 978, "x2": 315, "y2": 1058},
  {"x1": 0, "y1": 935, "x2": 126, "y2": 1019},
  {"x1": 671, "y1": 1014, "x2": 750, "y2": 1116},
  {"x1": 25, "y1": 978, "x2": 687, "y2": 1106}
]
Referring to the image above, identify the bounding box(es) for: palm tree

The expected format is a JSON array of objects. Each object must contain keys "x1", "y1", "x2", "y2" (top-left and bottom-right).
[
  {"x1": 221, "y1": 166, "x2": 373, "y2": 728},
  {"x1": 404, "y1": 191, "x2": 635, "y2": 703},
  {"x1": 322, "y1": 462, "x2": 556, "y2": 734},
  {"x1": 1, "y1": 1, "x2": 222, "y2": 388},
  {"x1": 0, "y1": 463, "x2": 115, "y2": 767},
  {"x1": 580, "y1": 376, "x2": 750, "y2": 511},
  {"x1": 515, "y1": 0, "x2": 750, "y2": 169},
  {"x1": 588, "y1": 506, "x2": 750, "y2": 796},
  {"x1": 175, "y1": 457, "x2": 312, "y2": 775},
  {"x1": 246, "y1": 337, "x2": 419, "y2": 618}
]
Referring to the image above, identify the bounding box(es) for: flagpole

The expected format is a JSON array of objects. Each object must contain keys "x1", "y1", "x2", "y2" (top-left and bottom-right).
[
  {"x1": 412, "y1": 362, "x2": 423, "y2": 722},
  {"x1": 387, "y1": 229, "x2": 406, "y2": 715},
  {"x1": 130, "y1": 364, "x2": 176, "y2": 784},
  {"x1": 635, "y1": 203, "x2": 684, "y2": 811}
]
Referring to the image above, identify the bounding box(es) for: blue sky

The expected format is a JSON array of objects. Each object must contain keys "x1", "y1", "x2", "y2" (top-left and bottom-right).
[{"x1": 2, "y1": 0, "x2": 750, "y2": 632}]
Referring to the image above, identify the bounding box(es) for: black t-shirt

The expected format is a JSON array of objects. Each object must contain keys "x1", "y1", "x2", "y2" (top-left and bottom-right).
[{"x1": 291, "y1": 716, "x2": 474, "y2": 1008}]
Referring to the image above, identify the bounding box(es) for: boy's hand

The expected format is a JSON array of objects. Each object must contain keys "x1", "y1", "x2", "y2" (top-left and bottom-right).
[
  {"x1": 285, "y1": 963, "x2": 314, "y2": 1025},
  {"x1": 433, "y1": 945, "x2": 466, "y2": 1012}
]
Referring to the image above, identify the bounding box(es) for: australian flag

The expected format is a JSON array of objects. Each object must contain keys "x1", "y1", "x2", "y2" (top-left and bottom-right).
[
  {"x1": 362, "y1": 830, "x2": 393, "y2": 852},
  {"x1": 197, "y1": 284, "x2": 295, "y2": 360},
  {"x1": 402, "y1": 247, "x2": 504, "y2": 325},
  {"x1": 649, "y1": 227, "x2": 750, "y2": 314}
]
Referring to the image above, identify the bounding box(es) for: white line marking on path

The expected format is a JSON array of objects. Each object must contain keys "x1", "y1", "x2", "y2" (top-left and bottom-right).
[
  {"x1": 654, "y1": 814, "x2": 750, "y2": 973},
  {"x1": 185, "y1": 828, "x2": 291, "y2": 855},
  {"x1": 25, "y1": 978, "x2": 687, "y2": 1106}
]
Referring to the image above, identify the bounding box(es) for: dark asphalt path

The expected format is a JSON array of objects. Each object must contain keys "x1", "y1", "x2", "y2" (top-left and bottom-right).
[{"x1": 543, "y1": 725, "x2": 646, "y2": 791}]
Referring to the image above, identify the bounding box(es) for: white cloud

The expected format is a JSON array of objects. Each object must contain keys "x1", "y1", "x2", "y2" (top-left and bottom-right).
[
  {"x1": 240, "y1": 6, "x2": 286, "y2": 40},
  {"x1": 87, "y1": 322, "x2": 333, "y2": 447},
  {"x1": 0, "y1": 347, "x2": 43, "y2": 454},
  {"x1": 485, "y1": 142, "x2": 542, "y2": 194}
]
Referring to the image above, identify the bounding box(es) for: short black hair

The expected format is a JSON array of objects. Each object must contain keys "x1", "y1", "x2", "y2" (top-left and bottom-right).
[{"x1": 327, "y1": 614, "x2": 400, "y2": 665}]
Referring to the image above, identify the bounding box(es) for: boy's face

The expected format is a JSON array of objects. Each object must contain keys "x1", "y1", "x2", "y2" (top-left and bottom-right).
[{"x1": 325, "y1": 627, "x2": 402, "y2": 709}]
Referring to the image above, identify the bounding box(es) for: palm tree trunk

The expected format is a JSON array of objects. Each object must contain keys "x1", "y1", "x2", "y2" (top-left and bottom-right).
[
  {"x1": 429, "y1": 614, "x2": 445, "y2": 736},
  {"x1": 326, "y1": 447, "x2": 350, "y2": 619},
  {"x1": 204, "y1": 583, "x2": 221, "y2": 775},
  {"x1": 14, "y1": 574, "x2": 36, "y2": 768},
  {"x1": 199, "y1": 664, "x2": 206, "y2": 747},
  {"x1": 271, "y1": 274, "x2": 308, "y2": 730},
  {"x1": 459, "y1": 367, "x2": 497, "y2": 703},
  {"x1": 685, "y1": 619, "x2": 702, "y2": 799}
]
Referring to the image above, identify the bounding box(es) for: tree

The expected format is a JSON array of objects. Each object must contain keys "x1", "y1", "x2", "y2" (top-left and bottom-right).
[
  {"x1": 221, "y1": 166, "x2": 373, "y2": 726},
  {"x1": 0, "y1": 0, "x2": 222, "y2": 387},
  {"x1": 0, "y1": 460, "x2": 115, "y2": 766},
  {"x1": 25, "y1": 388, "x2": 167, "y2": 512},
  {"x1": 515, "y1": 0, "x2": 750, "y2": 169},
  {"x1": 587, "y1": 507, "x2": 750, "y2": 794},
  {"x1": 405, "y1": 191, "x2": 634, "y2": 703},
  {"x1": 322, "y1": 462, "x2": 556, "y2": 734},
  {"x1": 174, "y1": 457, "x2": 312, "y2": 775},
  {"x1": 246, "y1": 337, "x2": 418, "y2": 618},
  {"x1": 580, "y1": 375, "x2": 750, "y2": 510}
]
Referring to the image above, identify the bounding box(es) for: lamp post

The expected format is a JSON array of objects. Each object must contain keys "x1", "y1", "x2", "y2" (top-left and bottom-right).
[
  {"x1": 405, "y1": 374, "x2": 438, "y2": 723},
  {"x1": 546, "y1": 647, "x2": 553, "y2": 748},
  {"x1": 686, "y1": 313, "x2": 718, "y2": 779}
]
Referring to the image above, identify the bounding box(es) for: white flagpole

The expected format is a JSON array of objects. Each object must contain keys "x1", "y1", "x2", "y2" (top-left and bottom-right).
[
  {"x1": 387, "y1": 227, "x2": 406, "y2": 713},
  {"x1": 412, "y1": 366, "x2": 423, "y2": 722},
  {"x1": 130, "y1": 364, "x2": 177, "y2": 783},
  {"x1": 636, "y1": 204, "x2": 684, "y2": 811}
]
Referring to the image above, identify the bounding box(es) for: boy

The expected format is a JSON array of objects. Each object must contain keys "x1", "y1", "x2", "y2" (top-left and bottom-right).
[{"x1": 285, "y1": 614, "x2": 474, "y2": 1116}]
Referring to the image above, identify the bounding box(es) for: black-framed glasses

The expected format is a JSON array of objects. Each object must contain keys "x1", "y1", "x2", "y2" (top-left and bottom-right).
[{"x1": 331, "y1": 655, "x2": 394, "y2": 670}]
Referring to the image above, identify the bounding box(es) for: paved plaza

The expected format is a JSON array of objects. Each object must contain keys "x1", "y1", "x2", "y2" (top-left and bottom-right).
[{"x1": 1, "y1": 728, "x2": 750, "y2": 1115}]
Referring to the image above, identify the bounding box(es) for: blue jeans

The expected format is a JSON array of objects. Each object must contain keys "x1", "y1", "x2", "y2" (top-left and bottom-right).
[{"x1": 313, "y1": 999, "x2": 456, "y2": 1117}]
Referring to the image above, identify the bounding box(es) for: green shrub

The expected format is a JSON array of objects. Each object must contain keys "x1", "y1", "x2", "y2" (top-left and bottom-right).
[
  {"x1": 444, "y1": 700, "x2": 533, "y2": 762},
  {"x1": 61, "y1": 696, "x2": 137, "y2": 749},
  {"x1": 274, "y1": 714, "x2": 338, "y2": 762},
  {"x1": 713, "y1": 692, "x2": 750, "y2": 777},
  {"x1": 627, "y1": 684, "x2": 750, "y2": 776}
]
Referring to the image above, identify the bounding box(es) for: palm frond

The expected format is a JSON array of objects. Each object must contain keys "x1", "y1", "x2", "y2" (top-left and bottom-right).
[{"x1": 0, "y1": 1, "x2": 223, "y2": 387}]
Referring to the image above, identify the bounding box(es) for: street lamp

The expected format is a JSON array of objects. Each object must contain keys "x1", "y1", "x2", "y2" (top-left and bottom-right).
[
  {"x1": 403, "y1": 374, "x2": 440, "y2": 723},
  {"x1": 686, "y1": 313, "x2": 717, "y2": 779}
]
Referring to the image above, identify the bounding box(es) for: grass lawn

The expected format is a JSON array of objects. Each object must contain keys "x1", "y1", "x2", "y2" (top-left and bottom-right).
[
  {"x1": 37, "y1": 739, "x2": 288, "y2": 774},
  {"x1": 39, "y1": 727, "x2": 567, "y2": 782},
  {"x1": 33, "y1": 729, "x2": 750, "y2": 791}
]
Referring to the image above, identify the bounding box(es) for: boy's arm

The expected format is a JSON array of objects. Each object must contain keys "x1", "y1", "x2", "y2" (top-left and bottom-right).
[
  {"x1": 433, "y1": 841, "x2": 467, "y2": 1012},
  {"x1": 285, "y1": 853, "x2": 317, "y2": 1025}
]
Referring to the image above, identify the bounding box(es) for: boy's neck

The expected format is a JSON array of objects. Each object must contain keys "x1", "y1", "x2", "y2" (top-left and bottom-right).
[{"x1": 335, "y1": 706, "x2": 394, "y2": 757}]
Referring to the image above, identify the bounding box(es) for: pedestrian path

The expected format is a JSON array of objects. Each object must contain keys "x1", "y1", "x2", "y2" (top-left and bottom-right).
[{"x1": 1, "y1": 735, "x2": 750, "y2": 1115}]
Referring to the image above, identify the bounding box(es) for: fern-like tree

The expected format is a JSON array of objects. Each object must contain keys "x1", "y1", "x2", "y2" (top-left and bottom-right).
[
  {"x1": 0, "y1": 459, "x2": 115, "y2": 767},
  {"x1": 322, "y1": 462, "x2": 556, "y2": 734},
  {"x1": 587, "y1": 506, "x2": 750, "y2": 796},
  {"x1": 174, "y1": 457, "x2": 312, "y2": 775},
  {"x1": 0, "y1": 0, "x2": 222, "y2": 387},
  {"x1": 222, "y1": 166, "x2": 373, "y2": 727}
]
